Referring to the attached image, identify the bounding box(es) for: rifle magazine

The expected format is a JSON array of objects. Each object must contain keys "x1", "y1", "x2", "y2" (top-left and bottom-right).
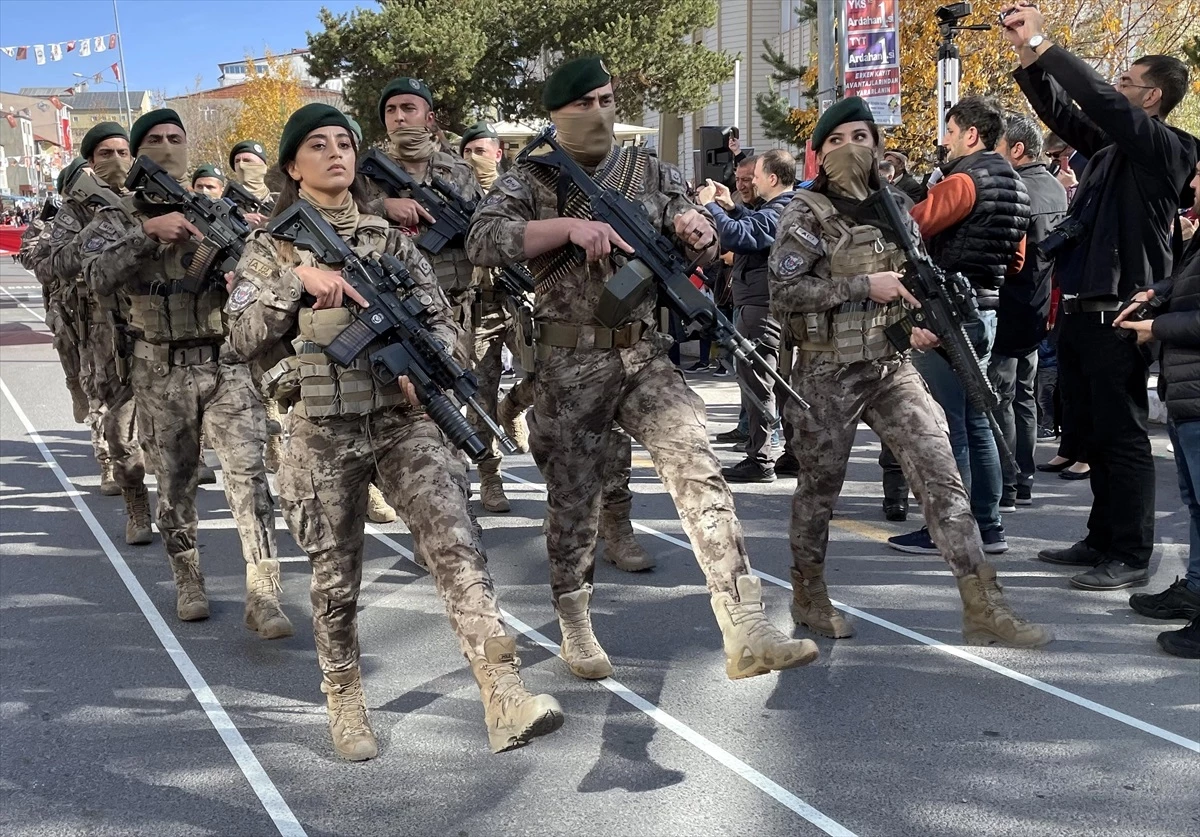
[{"x1": 324, "y1": 319, "x2": 377, "y2": 368}]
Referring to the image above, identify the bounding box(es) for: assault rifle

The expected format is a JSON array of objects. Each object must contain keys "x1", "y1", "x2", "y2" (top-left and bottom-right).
[
  {"x1": 875, "y1": 183, "x2": 1000, "y2": 413},
  {"x1": 223, "y1": 180, "x2": 274, "y2": 215},
  {"x1": 126, "y1": 155, "x2": 251, "y2": 294},
  {"x1": 266, "y1": 200, "x2": 516, "y2": 462},
  {"x1": 357, "y1": 147, "x2": 535, "y2": 303},
  {"x1": 39, "y1": 194, "x2": 61, "y2": 222},
  {"x1": 518, "y1": 127, "x2": 808, "y2": 424}
]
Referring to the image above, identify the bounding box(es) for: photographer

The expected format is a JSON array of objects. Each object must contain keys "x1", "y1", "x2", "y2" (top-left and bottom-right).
[
  {"x1": 1003, "y1": 3, "x2": 1196, "y2": 590},
  {"x1": 1121, "y1": 158, "x2": 1200, "y2": 658}
]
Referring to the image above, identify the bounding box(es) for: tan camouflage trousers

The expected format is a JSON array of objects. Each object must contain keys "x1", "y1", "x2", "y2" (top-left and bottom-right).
[
  {"x1": 130, "y1": 356, "x2": 275, "y2": 567},
  {"x1": 786, "y1": 356, "x2": 982, "y2": 577},
  {"x1": 45, "y1": 284, "x2": 85, "y2": 400},
  {"x1": 469, "y1": 304, "x2": 518, "y2": 477},
  {"x1": 276, "y1": 410, "x2": 506, "y2": 674},
  {"x1": 530, "y1": 340, "x2": 749, "y2": 601},
  {"x1": 88, "y1": 314, "x2": 143, "y2": 489}
]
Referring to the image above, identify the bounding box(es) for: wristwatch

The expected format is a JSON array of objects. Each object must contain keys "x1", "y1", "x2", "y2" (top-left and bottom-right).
[{"x1": 1027, "y1": 34, "x2": 1046, "y2": 49}]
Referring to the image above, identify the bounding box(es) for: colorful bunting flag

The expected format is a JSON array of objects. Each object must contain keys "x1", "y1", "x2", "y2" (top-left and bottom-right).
[
  {"x1": 15, "y1": 46, "x2": 28, "y2": 60},
  {"x1": 50, "y1": 43, "x2": 62, "y2": 61},
  {"x1": 66, "y1": 40, "x2": 76, "y2": 53},
  {"x1": 94, "y1": 36, "x2": 106, "y2": 53},
  {"x1": 0, "y1": 33, "x2": 119, "y2": 63},
  {"x1": 80, "y1": 39, "x2": 90, "y2": 57},
  {"x1": 4, "y1": 113, "x2": 16, "y2": 128},
  {"x1": 49, "y1": 96, "x2": 63, "y2": 110},
  {"x1": 93, "y1": 72, "x2": 103, "y2": 83},
  {"x1": 34, "y1": 44, "x2": 45, "y2": 65},
  {"x1": 111, "y1": 63, "x2": 120, "y2": 81},
  {"x1": 108, "y1": 34, "x2": 117, "y2": 50}
]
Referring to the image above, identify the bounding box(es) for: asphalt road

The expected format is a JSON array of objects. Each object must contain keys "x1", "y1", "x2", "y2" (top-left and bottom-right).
[{"x1": 1, "y1": 258, "x2": 1197, "y2": 837}]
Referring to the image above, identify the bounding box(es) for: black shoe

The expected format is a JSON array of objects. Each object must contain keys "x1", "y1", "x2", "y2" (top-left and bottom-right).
[
  {"x1": 999, "y1": 487, "x2": 1017, "y2": 514},
  {"x1": 1038, "y1": 541, "x2": 1104, "y2": 567},
  {"x1": 722, "y1": 458, "x2": 776, "y2": 483},
  {"x1": 883, "y1": 501, "x2": 908, "y2": 522},
  {"x1": 1060, "y1": 467, "x2": 1090, "y2": 481},
  {"x1": 712, "y1": 363, "x2": 730, "y2": 377},
  {"x1": 1129, "y1": 578, "x2": 1200, "y2": 620},
  {"x1": 715, "y1": 428, "x2": 748, "y2": 444},
  {"x1": 1157, "y1": 616, "x2": 1200, "y2": 659},
  {"x1": 1016, "y1": 485, "x2": 1032, "y2": 506},
  {"x1": 1070, "y1": 559, "x2": 1150, "y2": 591},
  {"x1": 774, "y1": 452, "x2": 799, "y2": 476},
  {"x1": 686, "y1": 360, "x2": 711, "y2": 372},
  {"x1": 1036, "y1": 458, "x2": 1075, "y2": 473},
  {"x1": 732, "y1": 439, "x2": 750, "y2": 453}
]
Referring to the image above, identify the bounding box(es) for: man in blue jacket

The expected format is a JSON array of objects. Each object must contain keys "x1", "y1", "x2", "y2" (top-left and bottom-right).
[{"x1": 698, "y1": 149, "x2": 797, "y2": 482}]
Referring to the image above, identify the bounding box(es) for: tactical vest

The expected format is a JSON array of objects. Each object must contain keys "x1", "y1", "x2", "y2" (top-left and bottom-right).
[
  {"x1": 120, "y1": 196, "x2": 225, "y2": 344},
  {"x1": 786, "y1": 190, "x2": 907, "y2": 364},
  {"x1": 414, "y1": 154, "x2": 474, "y2": 296},
  {"x1": 261, "y1": 221, "x2": 406, "y2": 420}
]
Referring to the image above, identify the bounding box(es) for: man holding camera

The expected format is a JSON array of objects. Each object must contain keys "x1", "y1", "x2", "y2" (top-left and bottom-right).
[{"x1": 1003, "y1": 3, "x2": 1196, "y2": 590}]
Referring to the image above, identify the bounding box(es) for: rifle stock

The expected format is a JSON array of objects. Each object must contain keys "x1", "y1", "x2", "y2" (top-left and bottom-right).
[
  {"x1": 357, "y1": 148, "x2": 469, "y2": 254},
  {"x1": 223, "y1": 180, "x2": 274, "y2": 215}
]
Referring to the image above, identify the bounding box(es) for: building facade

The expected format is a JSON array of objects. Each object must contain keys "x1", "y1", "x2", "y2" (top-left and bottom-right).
[
  {"x1": 0, "y1": 110, "x2": 38, "y2": 196},
  {"x1": 18, "y1": 88, "x2": 154, "y2": 149},
  {"x1": 217, "y1": 49, "x2": 347, "y2": 92}
]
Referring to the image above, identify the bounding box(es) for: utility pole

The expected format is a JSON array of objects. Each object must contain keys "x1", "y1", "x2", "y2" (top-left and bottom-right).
[
  {"x1": 112, "y1": 0, "x2": 134, "y2": 127},
  {"x1": 816, "y1": 0, "x2": 838, "y2": 113}
]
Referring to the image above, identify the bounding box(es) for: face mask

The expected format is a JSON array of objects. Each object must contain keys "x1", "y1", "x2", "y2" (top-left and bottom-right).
[
  {"x1": 140, "y1": 143, "x2": 189, "y2": 183},
  {"x1": 235, "y1": 160, "x2": 268, "y2": 192},
  {"x1": 821, "y1": 143, "x2": 876, "y2": 200},
  {"x1": 93, "y1": 155, "x2": 132, "y2": 191},
  {"x1": 388, "y1": 126, "x2": 438, "y2": 163},
  {"x1": 466, "y1": 153, "x2": 499, "y2": 190},
  {"x1": 552, "y1": 104, "x2": 617, "y2": 166}
]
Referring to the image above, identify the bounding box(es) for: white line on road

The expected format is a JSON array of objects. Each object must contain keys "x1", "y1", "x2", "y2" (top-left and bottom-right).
[
  {"x1": 501, "y1": 470, "x2": 1200, "y2": 754},
  {"x1": 0, "y1": 378, "x2": 307, "y2": 837},
  {"x1": 363, "y1": 525, "x2": 856, "y2": 837},
  {"x1": 1, "y1": 284, "x2": 47, "y2": 322}
]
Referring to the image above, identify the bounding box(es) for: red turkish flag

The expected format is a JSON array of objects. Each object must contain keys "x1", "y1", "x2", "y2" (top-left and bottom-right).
[
  {"x1": 108, "y1": 34, "x2": 117, "y2": 49},
  {"x1": 111, "y1": 62, "x2": 120, "y2": 81},
  {"x1": 64, "y1": 87, "x2": 75, "y2": 95},
  {"x1": 4, "y1": 113, "x2": 16, "y2": 128},
  {"x1": 15, "y1": 47, "x2": 27, "y2": 60},
  {"x1": 49, "y1": 96, "x2": 63, "y2": 109},
  {"x1": 66, "y1": 40, "x2": 76, "y2": 52}
]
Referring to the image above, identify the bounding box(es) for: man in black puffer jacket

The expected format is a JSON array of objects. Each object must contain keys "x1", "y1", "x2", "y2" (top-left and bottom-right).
[{"x1": 1122, "y1": 159, "x2": 1200, "y2": 659}]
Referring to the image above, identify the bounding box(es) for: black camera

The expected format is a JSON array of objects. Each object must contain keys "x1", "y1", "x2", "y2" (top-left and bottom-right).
[
  {"x1": 1037, "y1": 217, "x2": 1087, "y2": 259},
  {"x1": 1115, "y1": 291, "x2": 1167, "y2": 343},
  {"x1": 936, "y1": 3, "x2": 974, "y2": 24}
]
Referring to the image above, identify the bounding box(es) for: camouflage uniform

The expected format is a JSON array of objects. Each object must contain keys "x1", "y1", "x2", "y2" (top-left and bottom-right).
[
  {"x1": 466, "y1": 147, "x2": 749, "y2": 601},
  {"x1": 226, "y1": 213, "x2": 507, "y2": 670},
  {"x1": 80, "y1": 202, "x2": 276, "y2": 584},
  {"x1": 46, "y1": 193, "x2": 144, "y2": 491},
  {"x1": 767, "y1": 192, "x2": 983, "y2": 580}
]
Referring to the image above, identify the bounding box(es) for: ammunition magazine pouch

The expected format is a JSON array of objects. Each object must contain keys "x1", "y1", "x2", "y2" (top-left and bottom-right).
[{"x1": 534, "y1": 318, "x2": 654, "y2": 359}]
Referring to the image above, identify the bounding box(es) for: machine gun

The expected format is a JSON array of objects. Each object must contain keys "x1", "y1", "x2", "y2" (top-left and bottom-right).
[
  {"x1": 125, "y1": 155, "x2": 251, "y2": 294},
  {"x1": 518, "y1": 127, "x2": 808, "y2": 425},
  {"x1": 266, "y1": 200, "x2": 517, "y2": 462},
  {"x1": 223, "y1": 180, "x2": 274, "y2": 216},
  {"x1": 876, "y1": 182, "x2": 1000, "y2": 413}
]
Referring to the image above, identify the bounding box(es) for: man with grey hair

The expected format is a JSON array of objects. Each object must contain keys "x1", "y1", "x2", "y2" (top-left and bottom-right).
[{"x1": 991, "y1": 112, "x2": 1069, "y2": 510}]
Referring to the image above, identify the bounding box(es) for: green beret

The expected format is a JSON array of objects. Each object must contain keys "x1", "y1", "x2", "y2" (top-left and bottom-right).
[
  {"x1": 80, "y1": 122, "x2": 128, "y2": 160},
  {"x1": 459, "y1": 121, "x2": 498, "y2": 154},
  {"x1": 812, "y1": 96, "x2": 874, "y2": 151},
  {"x1": 56, "y1": 157, "x2": 87, "y2": 193},
  {"x1": 130, "y1": 108, "x2": 185, "y2": 154},
  {"x1": 191, "y1": 164, "x2": 225, "y2": 185},
  {"x1": 228, "y1": 140, "x2": 267, "y2": 169},
  {"x1": 377, "y1": 77, "x2": 433, "y2": 126},
  {"x1": 278, "y1": 103, "x2": 354, "y2": 167},
  {"x1": 346, "y1": 115, "x2": 363, "y2": 144},
  {"x1": 543, "y1": 56, "x2": 611, "y2": 111}
]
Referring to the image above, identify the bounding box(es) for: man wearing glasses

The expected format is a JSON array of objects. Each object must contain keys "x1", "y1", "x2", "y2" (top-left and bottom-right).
[{"x1": 1002, "y1": 3, "x2": 1197, "y2": 590}]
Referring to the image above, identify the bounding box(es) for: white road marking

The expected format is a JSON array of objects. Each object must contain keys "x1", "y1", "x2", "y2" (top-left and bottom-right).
[
  {"x1": 362, "y1": 525, "x2": 856, "y2": 837},
  {"x1": 1, "y1": 378, "x2": 307, "y2": 837},
  {"x1": 501, "y1": 470, "x2": 1200, "y2": 754},
  {"x1": 1, "y1": 284, "x2": 47, "y2": 322}
]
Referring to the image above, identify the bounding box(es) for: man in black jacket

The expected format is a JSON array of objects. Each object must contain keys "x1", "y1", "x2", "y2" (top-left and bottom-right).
[
  {"x1": 884, "y1": 149, "x2": 927, "y2": 203},
  {"x1": 1005, "y1": 4, "x2": 1197, "y2": 590},
  {"x1": 991, "y1": 114, "x2": 1069, "y2": 510},
  {"x1": 1122, "y1": 158, "x2": 1200, "y2": 658}
]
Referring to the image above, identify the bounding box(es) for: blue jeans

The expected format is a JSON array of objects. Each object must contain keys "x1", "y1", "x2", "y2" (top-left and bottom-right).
[
  {"x1": 912, "y1": 310, "x2": 1002, "y2": 533},
  {"x1": 1169, "y1": 419, "x2": 1200, "y2": 594}
]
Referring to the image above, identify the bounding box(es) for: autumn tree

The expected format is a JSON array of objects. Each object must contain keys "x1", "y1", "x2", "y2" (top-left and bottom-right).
[
  {"x1": 164, "y1": 76, "x2": 235, "y2": 172},
  {"x1": 227, "y1": 51, "x2": 308, "y2": 164},
  {"x1": 305, "y1": 0, "x2": 734, "y2": 146}
]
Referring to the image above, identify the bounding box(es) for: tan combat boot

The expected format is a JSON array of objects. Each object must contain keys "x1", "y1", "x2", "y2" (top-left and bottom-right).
[
  {"x1": 122, "y1": 484, "x2": 153, "y2": 545},
  {"x1": 598, "y1": 507, "x2": 655, "y2": 572},
  {"x1": 244, "y1": 559, "x2": 294, "y2": 640},
  {"x1": 957, "y1": 562, "x2": 1053, "y2": 648},
  {"x1": 479, "y1": 472, "x2": 511, "y2": 513},
  {"x1": 170, "y1": 549, "x2": 209, "y2": 621},
  {"x1": 197, "y1": 434, "x2": 216, "y2": 486},
  {"x1": 471, "y1": 636, "x2": 565, "y2": 753},
  {"x1": 99, "y1": 459, "x2": 121, "y2": 496},
  {"x1": 555, "y1": 585, "x2": 613, "y2": 679},
  {"x1": 497, "y1": 394, "x2": 530, "y2": 454},
  {"x1": 66, "y1": 377, "x2": 89, "y2": 425},
  {"x1": 321, "y1": 668, "x2": 378, "y2": 761},
  {"x1": 790, "y1": 563, "x2": 854, "y2": 638},
  {"x1": 366, "y1": 483, "x2": 396, "y2": 523},
  {"x1": 711, "y1": 574, "x2": 819, "y2": 680}
]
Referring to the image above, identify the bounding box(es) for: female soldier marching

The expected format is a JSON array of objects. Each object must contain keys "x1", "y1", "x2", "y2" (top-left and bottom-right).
[{"x1": 225, "y1": 103, "x2": 563, "y2": 760}]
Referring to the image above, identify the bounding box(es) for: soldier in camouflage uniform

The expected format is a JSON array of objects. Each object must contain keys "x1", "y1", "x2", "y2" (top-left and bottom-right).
[
  {"x1": 768, "y1": 98, "x2": 1051, "y2": 648},
  {"x1": 79, "y1": 109, "x2": 291, "y2": 639},
  {"x1": 227, "y1": 104, "x2": 564, "y2": 761},
  {"x1": 48, "y1": 124, "x2": 151, "y2": 541},
  {"x1": 468, "y1": 57, "x2": 818, "y2": 681}
]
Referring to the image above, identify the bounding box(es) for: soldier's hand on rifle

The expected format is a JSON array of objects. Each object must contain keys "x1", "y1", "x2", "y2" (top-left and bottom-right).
[
  {"x1": 295, "y1": 265, "x2": 369, "y2": 310},
  {"x1": 1114, "y1": 289, "x2": 1153, "y2": 326},
  {"x1": 396, "y1": 375, "x2": 420, "y2": 407},
  {"x1": 383, "y1": 198, "x2": 435, "y2": 228},
  {"x1": 567, "y1": 219, "x2": 634, "y2": 262},
  {"x1": 910, "y1": 328, "x2": 941, "y2": 351},
  {"x1": 243, "y1": 212, "x2": 270, "y2": 230},
  {"x1": 673, "y1": 209, "x2": 716, "y2": 252},
  {"x1": 143, "y1": 213, "x2": 201, "y2": 245},
  {"x1": 867, "y1": 271, "x2": 920, "y2": 307}
]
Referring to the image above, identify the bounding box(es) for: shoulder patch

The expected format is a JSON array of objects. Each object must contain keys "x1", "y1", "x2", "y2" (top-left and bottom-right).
[
  {"x1": 778, "y1": 253, "x2": 808, "y2": 278},
  {"x1": 793, "y1": 227, "x2": 822, "y2": 250},
  {"x1": 227, "y1": 281, "x2": 258, "y2": 313},
  {"x1": 479, "y1": 192, "x2": 505, "y2": 209},
  {"x1": 82, "y1": 235, "x2": 108, "y2": 254},
  {"x1": 499, "y1": 174, "x2": 522, "y2": 191}
]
